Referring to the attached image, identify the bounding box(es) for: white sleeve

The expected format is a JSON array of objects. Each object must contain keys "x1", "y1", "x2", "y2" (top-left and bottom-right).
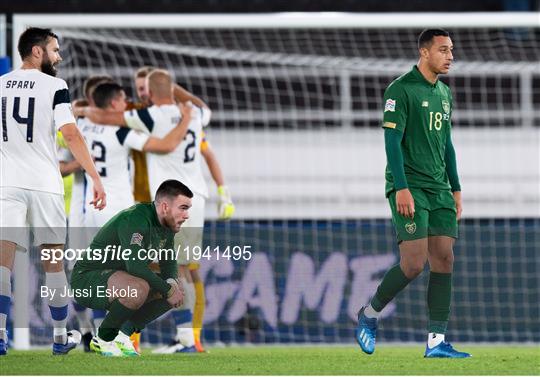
[
  {"x1": 53, "y1": 79, "x2": 76, "y2": 131},
  {"x1": 123, "y1": 129, "x2": 150, "y2": 151},
  {"x1": 124, "y1": 108, "x2": 152, "y2": 133},
  {"x1": 200, "y1": 107, "x2": 212, "y2": 127}
]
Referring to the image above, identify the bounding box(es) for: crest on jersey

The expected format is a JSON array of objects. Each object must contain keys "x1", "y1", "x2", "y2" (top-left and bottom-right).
[
  {"x1": 130, "y1": 232, "x2": 143, "y2": 246},
  {"x1": 442, "y1": 100, "x2": 450, "y2": 114},
  {"x1": 384, "y1": 99, "x2": 396, "y2": 112},
  {"x1": 405, "y1": 222, "x2": 417, "y2": 234}
]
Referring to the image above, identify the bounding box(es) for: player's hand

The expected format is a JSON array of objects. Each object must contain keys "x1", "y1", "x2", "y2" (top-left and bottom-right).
[
  {"x1": 166, "y1": 281, "x2": 184, "y2": 308},
  {"x1": 90, "y1": 177, "x2": 107, "y2": 210},
  {"x1": 166, "y1": 278, "x2": 181, "y2": 291},
  {"x1": 217, "y1": 185, "x2": 235, "y2": 220},
  {"x1": 453, "y1": 191, "x2": 462, "y2": 220},
  {"x1": 396, "y1": 188, "x2": 415, "y2": 219},
  {"x1": 179, "y1": 101, "x2": 193, "y2": 122}
]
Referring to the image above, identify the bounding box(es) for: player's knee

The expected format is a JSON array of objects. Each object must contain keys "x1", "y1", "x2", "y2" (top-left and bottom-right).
[
  {"x1": 437, "y1": 250, "x2": 454, "y2": 271},
  {"x1": 402, "y1": 260, "x2": 425, "y2": 279},
  {"x1": 130, "y1": 279, "x2": 150, "y2": 305}
]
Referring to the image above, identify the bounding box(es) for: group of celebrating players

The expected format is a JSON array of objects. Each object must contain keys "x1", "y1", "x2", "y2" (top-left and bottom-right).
[
  {"x1": 0, "y1": 27, "x2": 234, "y2": 357},
  {"x1": 1, "y1": 25, "x2": 471, "y2": 359}
]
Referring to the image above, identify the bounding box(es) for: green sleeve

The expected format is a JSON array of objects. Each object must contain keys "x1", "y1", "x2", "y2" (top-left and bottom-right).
[
  {"x1": 158, "y1": 235, "x2": 177, "y2": 280},
  {"x1": 382, "y1": 82, "x2": 408, "y2": 132},
  {"x1": 445, "y1": 131, "x2": 461, "y2": 192},
  {"x1": 118, "y1": 219, "x2": 171, "y2": 295},
  {"x1": 384, "y1": 128, "x2": 408, "y2": 190}
]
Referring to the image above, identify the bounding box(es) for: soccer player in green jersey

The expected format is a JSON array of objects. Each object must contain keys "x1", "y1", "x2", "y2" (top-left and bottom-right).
[
  {"x1": 355, "y1": 29, "x2": 470, "y2": 358},
  {"x1": 70, "y1": 179, "x2": 190, "y2": 356}
]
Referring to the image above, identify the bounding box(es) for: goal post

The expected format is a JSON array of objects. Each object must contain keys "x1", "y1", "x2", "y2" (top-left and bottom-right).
[{"x1": 9, "y1": 12, "x2": 540, "y2": 348}]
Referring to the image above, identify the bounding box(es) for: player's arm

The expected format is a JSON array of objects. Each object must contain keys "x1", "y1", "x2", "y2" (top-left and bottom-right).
[
  {"x1": 59, "y1": 160, "x2": 82, "y2": 177},
  {"x1": 444, "y1": 90, "x2": 462, "y2": 220},
  {"x1": 57, "y1": 132, "x2": 82, "y2": 176},
  {"x1": 53, "y1": 80, "x2": 105, "y2": 209},
  {"x1": 74, "y1": 105, "x2": 155, "y2": 134},
  {"x1": 445, "y1": 132, "x2": 460, "y2": 192},
  {"x1": 445, "y1": 127, "x2": 462, "y2": 219},
  {"x1": 382, "y1": 85, "x2": 413, "y2": 218},
  {"x1": 60, "y1": 123, "x2": 106, "y2": 210},
  {"x1": 118, "y1": 220, "x2": 174, "y2": 296},
  {"x1": 75, "y1": 106, "x2": 126, "y2": 127},
  {"x1": 201, "y1": 141, "x2": 235, "y2": 219},
  {"x1": 173, "y1": 84, "x2": 207, "y2": 109},
  {"x1": 202, "y1": 142, "x2": 225, "y2": 186},
  {"x1": 141, "y1": 102, "x2": 193, "y2": 154},
  {"x1": 384, "y1": 128, "x2": 407, "y2": 190},
  {"x1": 445, "y1": 133, "x2": 462, "y2": 220},
  {"x1": 117, "y1": 102, "x2": 193, "y2": 153}
]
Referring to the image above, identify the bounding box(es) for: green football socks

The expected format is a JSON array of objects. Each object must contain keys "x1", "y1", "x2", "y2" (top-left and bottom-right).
[
  {"x1": 120, "y1": 298, "x2": 171, "y2": 335},
  {"x1": 98, "y1": 300, "x2": 136, "y2": 341},
  {"x1": 427, "y1": 272, "x2": 452, "y2": 334},
  {"x1": 370, "y1": 264, "x2": 412, "y2": 312}
]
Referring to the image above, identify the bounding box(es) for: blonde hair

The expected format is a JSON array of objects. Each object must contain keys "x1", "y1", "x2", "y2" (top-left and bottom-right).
[
  {"x1": 134, "y1": 66, "x2": 156, "y2": 79},
  {"x1": 147, "y1": 69, "x2": 173, "y2": 99}
]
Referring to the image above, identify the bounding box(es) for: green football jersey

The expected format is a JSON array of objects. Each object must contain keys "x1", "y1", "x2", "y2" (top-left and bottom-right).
[
  {"x1": 382, "y1": 65, "x2": 454, "y2": 196},
  {"x1": 73, "y1": 202, "x2": 176, "y2": 295}
]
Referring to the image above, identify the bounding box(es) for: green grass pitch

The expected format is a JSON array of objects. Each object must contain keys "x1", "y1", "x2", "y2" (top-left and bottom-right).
[{"x1": 1, "y1": 345, "x2": 539, "y2": 375}]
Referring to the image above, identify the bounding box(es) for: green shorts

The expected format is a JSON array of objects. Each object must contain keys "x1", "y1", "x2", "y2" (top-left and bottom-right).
[
  {"x1": 388, "y1": 188, "x2": 458, "y2": 243},
  {"x1": 70, "y1": 267, "x2": 116, "y2": 310}
]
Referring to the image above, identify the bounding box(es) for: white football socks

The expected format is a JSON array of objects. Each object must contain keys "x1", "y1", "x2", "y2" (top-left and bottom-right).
[
  {"x1": 427, "y1": 332, "x2": 445, "y2": 348},
  {"x1": 364, "y1": 304, "x2": 381, "y2": 319}
]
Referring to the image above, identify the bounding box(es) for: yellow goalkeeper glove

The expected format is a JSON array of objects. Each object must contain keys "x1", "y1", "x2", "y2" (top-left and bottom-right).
[{"x1": 217, "y1": 185, "x2": 235, "y2": 220}]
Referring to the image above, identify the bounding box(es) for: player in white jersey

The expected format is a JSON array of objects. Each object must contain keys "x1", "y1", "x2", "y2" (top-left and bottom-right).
[
  {"x1": 67, "y1": 75, "x2": 114, "y2": 229},
  {"x1": 76, "y1": 70, "x2": 200, "y2": 351},
  {"x1": 133, "y1": 67, "x2": 234, "y2": 352},
  {"x1": 126, "y1": 69, "x2": 207, "y2": 353},
  {"x1": 83, "y1": 81, "x2": 193, "y2": 227},
  {"x1": 76, "y1": 68, "x2": 234, "y2": 352},
  {"x1": 58, "y1": 75, "x2": 114, "y2": 352},
  {"x1": 0, "y1": 27, "x2": 106, "y2": 356}
]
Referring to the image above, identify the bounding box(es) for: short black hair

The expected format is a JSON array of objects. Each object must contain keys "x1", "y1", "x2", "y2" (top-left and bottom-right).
[
  {"x1": 418, "y1": 29, "x2": 450, "y2": 49},
  {"x1": 83, "y1": 75, "x2": 113, "y2": 101},
  {"x1": 92, "y1": 82, "x2": 124, "y2": 109},
  {"x1": 18, "y1": 27, "x2": 58, "y2": 60},
  {"x1": 155, "y1": 180, "x2": 193, "y2": 202}
]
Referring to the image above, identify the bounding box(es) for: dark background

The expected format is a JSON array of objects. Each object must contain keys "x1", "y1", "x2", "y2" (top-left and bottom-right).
[{"x1": 1, "y1": 0, "x2": 538, "y2": 13}]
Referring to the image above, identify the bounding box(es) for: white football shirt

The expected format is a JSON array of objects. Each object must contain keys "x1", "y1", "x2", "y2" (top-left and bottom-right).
[
  {"x1": 124, "y1": 105, "x2": 209, "y2": 199},
  {"x1": 0, "y1": 69, "x2": 75, "y2": 194},
  {"x1": 81, "y1": 119, "x2": 149, "y2": 226}
]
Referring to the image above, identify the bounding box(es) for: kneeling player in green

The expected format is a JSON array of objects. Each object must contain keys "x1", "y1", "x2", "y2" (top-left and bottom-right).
[
  {"x1": 71, "y1": 180, "x2": 190, "y2": 356},
  {"x1": 355, "y1": 29, "x2": 470, "y2": 358}
]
